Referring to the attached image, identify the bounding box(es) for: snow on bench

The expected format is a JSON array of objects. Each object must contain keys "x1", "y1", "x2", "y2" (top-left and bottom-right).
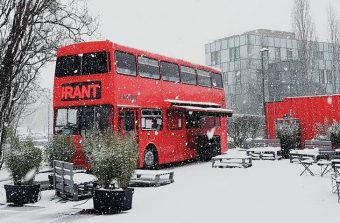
[
  {"x1": 289, "y1": 149, "x2": 319, "y2": 163},
  {"x1": 212, "y1": 153, "x2": 252, "y2": 168},
  {"x1": 212, "y1": 162, "x2": 243, "y2": 168},
  {"x1": 247, "y1": 147, "x2": 282, "y2": 160},
  {"x1": 53, "y1": 160, "x2": 94, "y2": 201},
  {"x1": 130, "y1": 170, "x2": 174, "y2": 187}
]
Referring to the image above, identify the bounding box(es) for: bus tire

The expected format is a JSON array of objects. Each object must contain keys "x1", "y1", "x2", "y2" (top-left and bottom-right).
[{"x1": 143, "y1": 146, "x2": 158, "y2": 169}]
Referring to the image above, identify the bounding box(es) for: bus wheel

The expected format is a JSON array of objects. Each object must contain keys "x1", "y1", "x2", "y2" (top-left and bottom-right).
[{"x1": 144, "y1": 147, "x2": 158, "y2": 169}]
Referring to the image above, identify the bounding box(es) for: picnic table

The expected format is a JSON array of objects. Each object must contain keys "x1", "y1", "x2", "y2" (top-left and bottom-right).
[
  {"x1": 247, "y1": 147, "x2": 282, "y2": 160},
  {"x1": 317, "y1": 160, "x2": 332, "y2": 177},
  {"x1": 212, "y1": 153, "x2": 252, "y2": 168},
  {"x1": 299, "y1": 159, "x2": 315, "y2": 176},
  {"x1": 331, "y1": 159, "x2": 340, "y2": 176},
  {"x1": 289, "y1": 149, "x2": 319, "y2": 163}
]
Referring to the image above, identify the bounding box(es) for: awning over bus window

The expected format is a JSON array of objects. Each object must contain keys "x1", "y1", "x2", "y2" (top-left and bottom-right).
[
  {"x1": 164, "y1": 99, "x2": 220, "y2": 107},
  {"x1": 172, "y1": 105, "x2": 233, "y2": 117}
]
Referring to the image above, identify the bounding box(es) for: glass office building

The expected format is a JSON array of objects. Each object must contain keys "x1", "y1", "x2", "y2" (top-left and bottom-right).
[{"x1": 205, "y1": 29, "x2": 338, "y2": 115}]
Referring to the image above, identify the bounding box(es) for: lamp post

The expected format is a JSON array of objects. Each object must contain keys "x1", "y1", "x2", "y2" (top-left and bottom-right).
[
  {"x1": 260, "y1": 48, "x2": 269, "y2": 138},
  {"x1": 42, "y1": 88, "x2": 52, "y2": 141}
]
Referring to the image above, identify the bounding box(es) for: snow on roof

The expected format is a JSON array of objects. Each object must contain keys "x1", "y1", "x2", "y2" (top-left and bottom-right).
[
  {"x1": 164, "y1": 99, "x2": 220, "y2": 107},
  {"x1": 285, "y1": 94, "x2": 340, "y2": 100},
  {"x1": 247, "y1": 147, "x2": 281, "y2": 152},
  {"x1": 172, "y1": 105, "x2": 233, "y2": 114},
  {"x1": 117, "y1": 104, "x2": 141, "y2": 108}
]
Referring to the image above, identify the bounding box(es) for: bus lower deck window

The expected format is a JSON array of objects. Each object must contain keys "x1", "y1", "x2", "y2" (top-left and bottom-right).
[{"x1": 141, "y1": 109, "x2": 162, "y2": 130}]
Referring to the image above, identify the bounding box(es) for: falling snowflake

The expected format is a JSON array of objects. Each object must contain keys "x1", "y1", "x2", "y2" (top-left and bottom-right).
[{"x1": 327, "y1": 97, "x2": 333, "y2": 105}]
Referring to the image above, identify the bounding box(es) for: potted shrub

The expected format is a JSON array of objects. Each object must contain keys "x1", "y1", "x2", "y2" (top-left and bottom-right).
[
  {"x1": 82, "y1": 130, "x2": 138, "y2": 213},
  {"x1": 45, "y1": 135, "x2": 75, "y2": 186},
  {"x1": 4, "y1": 133, "x2": 42, "y2": 206},
  {"x1": 277, "y1": 121, "x2": 299, "y2": 159},
  {"x1": 328, "y1": 121, "x2": 340, "y2": 149}
]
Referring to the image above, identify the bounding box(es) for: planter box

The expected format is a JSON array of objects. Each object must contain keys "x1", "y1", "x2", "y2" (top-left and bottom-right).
[
  {"x1": 93, "y1": 188, "x2": 134, "y2": 213},
  {"x1": 4, "y1": 184, "x2": 40, "y2": 206}
]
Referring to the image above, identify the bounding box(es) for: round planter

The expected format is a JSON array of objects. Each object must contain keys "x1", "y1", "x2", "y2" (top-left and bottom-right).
[
  {"x1": 4, "y1": 184, "x2": 40, "y2": 206},
  {"x1": 93, "y1": 187, "x2": 134, "y2": 213}
]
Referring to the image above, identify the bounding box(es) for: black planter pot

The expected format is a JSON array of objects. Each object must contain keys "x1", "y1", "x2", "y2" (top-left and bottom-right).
[
  {"x1": 93, "y1": 188, "x2": 134, "y2": 213},
  {"x1": 4, "y1": 184, "x2": 40, "y2": 206}
]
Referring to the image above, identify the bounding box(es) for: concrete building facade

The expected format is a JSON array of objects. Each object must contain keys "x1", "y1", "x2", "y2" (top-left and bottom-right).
[{"x1": 205, "y1": 29, "x2": 338, "y2": 115}]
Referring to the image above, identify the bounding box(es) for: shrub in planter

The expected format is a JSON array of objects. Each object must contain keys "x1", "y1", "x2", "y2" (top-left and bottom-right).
[
  {"x1": 277, "y1": 121, "x2": 299, "y2": 159},
  {"x1": 45, "y1": 135, "x2": 75, "y2": 168},
  {"x1": 82, "y1": 130, "x2": 138, "y2": 213},
  {"x1": 45, "y1": 135, "x2": 75, "y2": 187},
  {"x1": 328, "y1": 121, "x2": 340, "y2": 149},
  {"x1": 4, "y1": 133, "x2": 42, "y2": 206}
]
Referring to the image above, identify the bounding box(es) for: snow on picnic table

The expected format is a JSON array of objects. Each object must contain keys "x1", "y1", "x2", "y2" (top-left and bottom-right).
[{"x1": 1, "y1": 150, "x2": 340, "y2": 223}]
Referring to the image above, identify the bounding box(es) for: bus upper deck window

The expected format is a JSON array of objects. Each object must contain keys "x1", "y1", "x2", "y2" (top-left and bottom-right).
[
  {"x1": 82, "y1": 52, "x2": 108, "y2": 75},
  {"x1": 138, "y1": 56, "x2": 160, "y2": 79},
  {"x1": 211, "y1": 72, "x2": 223, "y2": 88},
  {"x1": 180, "y1": 66, "x2": 197, "y2": 85},
  {"x1": 55, "y1": 55, "x2": 81, "y2": 77},
  {"x1": 115, "y1": 51, "x2": 137, "y2": 76},
  {"x1": 197, "y1": 70, "x2": 212, "y2": 87},
  {"x1": 161, "y1": 61, "x2": 179, "y2": 83}
]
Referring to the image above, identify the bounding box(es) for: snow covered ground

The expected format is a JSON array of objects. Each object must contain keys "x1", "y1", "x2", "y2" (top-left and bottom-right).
[{"x1": 1, "y1": 151, "x2": 340, "y2": 223}]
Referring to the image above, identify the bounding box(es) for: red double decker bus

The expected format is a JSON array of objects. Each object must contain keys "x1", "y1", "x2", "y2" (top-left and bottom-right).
[{"x1": 53, "y1": 41, "x2": 232, "y2": 168}]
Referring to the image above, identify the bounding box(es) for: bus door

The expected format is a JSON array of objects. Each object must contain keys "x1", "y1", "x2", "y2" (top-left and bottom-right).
[
  {"x1": 165, "y1": 109, "x2": 186, "y2": 161},
  {"x1": 118, "y1": 108, "x2": 138, "y2": 138}
]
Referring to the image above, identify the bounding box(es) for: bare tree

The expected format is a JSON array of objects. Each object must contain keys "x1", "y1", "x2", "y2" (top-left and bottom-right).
[
  {"x1": 327, "y1": 4, "x2": 340, "y2": 92},
  {"x1": 291, "y1": 0, "x2": 319, "y2": 95},
  {"x1": 0, "y1": 0, "x2": 98, "y2": 169}
]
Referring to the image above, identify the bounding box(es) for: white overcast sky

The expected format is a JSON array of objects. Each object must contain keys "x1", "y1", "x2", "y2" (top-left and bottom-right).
[
  {"x1": 39, "y1": 0, "x2": 340, "y2": 89},
  {"x1": 30, "y1": 0, "x2": 340, "y2": 133}
]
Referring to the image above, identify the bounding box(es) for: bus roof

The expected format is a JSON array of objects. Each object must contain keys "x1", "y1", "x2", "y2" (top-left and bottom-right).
[{"x1": 57, "y1": 40, "x2": 221, "y2": 73}]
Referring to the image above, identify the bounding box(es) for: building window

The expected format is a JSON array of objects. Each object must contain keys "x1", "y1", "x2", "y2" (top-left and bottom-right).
[
  {"x1": 319, "y1": 51, "x2": 324, "y2": 60},
  {"x1": 319, "y1": 70, "x2": 325, "y2": 84},
  {"x1": 275, "y1": 47, "x2": 281, "y2": 61},
  {"x1": 211, "y1": 51, "x2": 221, "y2": 65},
  {"x1": 327, "y1": 70, "x2": 333, "y2": 84},
  {"x1": 287, "y1": 49, "x2": 293, "y2": 60},
  {"x1": 229, "y1": 47, "x2": 240, "y2": 62},
  {"x1": 235, "y1": 71, "x2": 241, "y2": 84}
]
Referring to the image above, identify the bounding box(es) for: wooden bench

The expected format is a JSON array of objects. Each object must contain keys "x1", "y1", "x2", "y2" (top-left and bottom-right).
[
  {"x1": 129, "y1": 170, "x2": 174, "y2": 187},
  {"x1": 304, "y1": 140, "x2": 331, "y2": 150},
  {"x1": 53, "y1": 160, "x2": 94, "y2": 201}
]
